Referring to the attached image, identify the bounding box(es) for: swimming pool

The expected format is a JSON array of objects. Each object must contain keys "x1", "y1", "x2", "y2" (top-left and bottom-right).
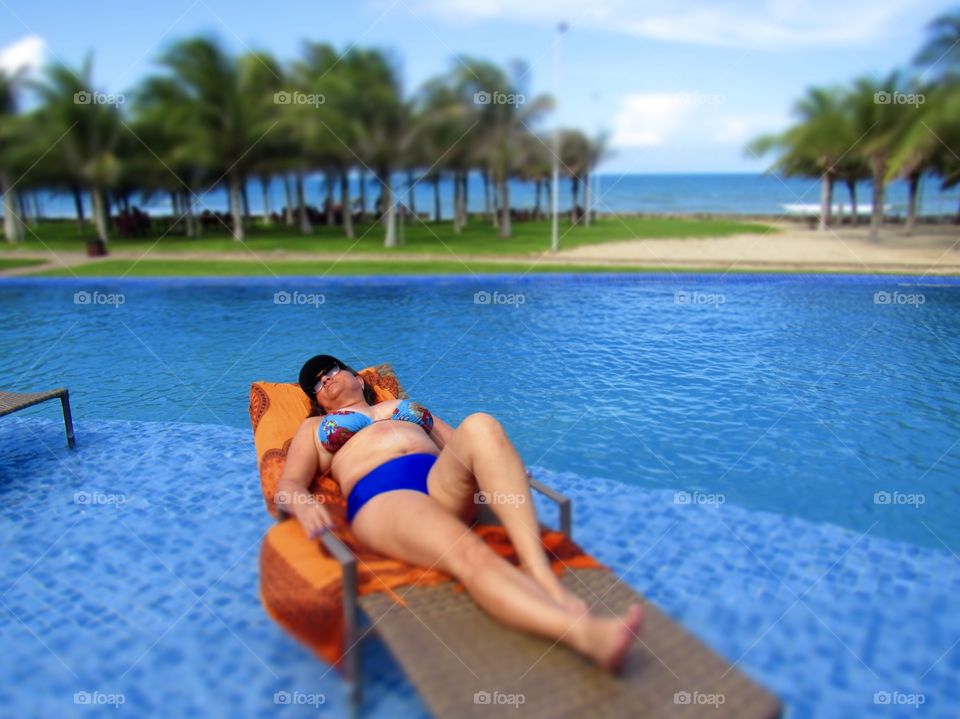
[{"x1": 2, "y1": 273, "x2": 959, "y2": 717}]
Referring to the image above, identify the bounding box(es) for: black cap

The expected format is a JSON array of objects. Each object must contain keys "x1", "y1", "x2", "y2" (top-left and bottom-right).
[{"x1": 298, "y1": 354, "x2": 342, "y2": 397}]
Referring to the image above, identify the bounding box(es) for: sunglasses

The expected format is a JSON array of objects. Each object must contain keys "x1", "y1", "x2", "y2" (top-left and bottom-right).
[{"x1": 312, "y1": 363, "x2": 342, "y2": 393}]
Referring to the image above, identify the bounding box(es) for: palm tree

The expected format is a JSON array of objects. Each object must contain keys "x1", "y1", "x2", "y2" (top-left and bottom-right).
[
  {"x1": 448, "y1": 58, "x2": 553, "y2": 238},
  {"x1": 130, "y1": 72, "x2": 209, "y2": 237},
  {"x1": 415, "y1": 72, "x2": 482, "y2": 226},
  {"x1": 582, "y1": 132, "x2": 610, "y2": 227},
  {"x1": 885, "y1": 79, "x2": 952, "y2": 233},
  {"x1": 915, "y1": 11, "x2": 960, "y2": 79},
  {"x1": 897, "y1": 12, "x2": 960, "y2": 225},
  {"x1": 143, "y1": 37, "x2": 281, "y2": 242},
  {"x1": 516, "y1": 132, "x2": 553, "y2": 221},
  {"x1": 748, "y1": 86, "x2": 856, "y2": 232},
  {"x1": 275, "y1": 44, "x2": 339, "y2": 236},
  {"x1": 560, "y1": 128, "x2": 591, "y2": 225},
  {"x1": 847, "y1": 73, "x2": 912, "y2": 241},
  {"x1": 0, "y1": 67, "x2": 28, "y2": 243},
  {"x1": 336, "y1": 48, "x2": 410, "y2": 247},
  {"x1": 31, "y1": 57, "x2": 123, "y2": 245},
  {"x1": 235, "y1": 51, "x2": 287, "y2": 232},
  {"x1": 293, "y1": 42, "x2": 377, "y2": 240}
]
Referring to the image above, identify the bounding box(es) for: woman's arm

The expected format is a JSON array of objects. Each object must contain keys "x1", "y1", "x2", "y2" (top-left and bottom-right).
[
  {"x1": 275, "y1": 419, "x2": 334, "y2": 537},
  {"x1": 429, "y1": 414, "x2": 456, "y2": 450}
]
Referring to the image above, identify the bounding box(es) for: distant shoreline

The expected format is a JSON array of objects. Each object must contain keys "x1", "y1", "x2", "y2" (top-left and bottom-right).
[{"x1": 5, "y1": 172, "x2": 959, "y2": 221}]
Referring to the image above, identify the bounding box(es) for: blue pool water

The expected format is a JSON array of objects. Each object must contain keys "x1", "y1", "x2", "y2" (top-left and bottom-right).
[{"x1": 2, "y1": 274, "x2": 960, "y2": 717}]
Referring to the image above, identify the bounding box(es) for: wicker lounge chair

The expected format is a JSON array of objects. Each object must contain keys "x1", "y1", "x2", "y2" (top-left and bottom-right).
[
  {"x1": 0, "y1": 388, "x2": 76, "y2": 448},
  {"x1": 251, "y1": 372, "x2": 782, "y2": 719}
]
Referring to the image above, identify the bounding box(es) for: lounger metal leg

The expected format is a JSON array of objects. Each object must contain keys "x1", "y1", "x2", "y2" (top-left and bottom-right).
[
  {"x1": 529, "y1": 476, "x2": 573, "y2": 539},
  {"x1": 321, "y1": 531, "x2": 361, "y2": 718},
  {"x1": 59, "y1": 390, "x2": 76, "y2": 449}
]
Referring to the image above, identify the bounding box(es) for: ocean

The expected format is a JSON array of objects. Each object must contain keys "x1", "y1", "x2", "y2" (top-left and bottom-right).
[{"x1": 8, "y1": 172, "x2": 960, "y2": 221}]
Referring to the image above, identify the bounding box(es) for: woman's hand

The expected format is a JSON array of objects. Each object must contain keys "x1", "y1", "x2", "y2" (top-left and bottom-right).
[
  {"x1": 291, "y1": 495, "x2": 334, "y2": 539},
  {"x1": 276, "y1": 488, "x2": 334, "y2": 539}
]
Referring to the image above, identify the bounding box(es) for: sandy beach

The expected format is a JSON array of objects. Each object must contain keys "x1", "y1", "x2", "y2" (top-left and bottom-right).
[{"x1": 552, "y1": 220, "x2": 960, "y2": 274}]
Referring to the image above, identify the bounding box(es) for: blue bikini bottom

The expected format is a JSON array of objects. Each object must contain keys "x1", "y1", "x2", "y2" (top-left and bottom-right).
[{"x1": 346, "y1": 452, "x2": 437, "y2": 524}]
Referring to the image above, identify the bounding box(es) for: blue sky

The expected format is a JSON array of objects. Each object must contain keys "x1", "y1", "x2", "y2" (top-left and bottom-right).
[{"x1": 0, "y1": 0, "x2": 955, "y2": 172}]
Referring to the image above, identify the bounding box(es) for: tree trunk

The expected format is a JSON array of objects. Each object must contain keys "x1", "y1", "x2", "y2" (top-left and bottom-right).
[
  {"x1": 583, "y1": 171, "x2": 590, "y2": 227},
  {"x1": 91, "y1": 187, "x2": 110, "y2": 243},
  {"x1": 1, "y1": 174, "x2": 25, "y2": 243},
  {"x1": 228, "y1": 172, "x2": 245, "y2": 241},
  {"x1": 170, "y1": 191, "x2": 181, "y2": 235},
  {"x1": 407, "y1": 169, "x2": 416, "y2": 217},
  {"x1": 359, "y1": 169, "x2": 367, "y2": 223},
  {"x1": 341, "y1": 171, "x2": 354, "y2": 239},
  {"x1": 325, "y1": 170, "x2": 336, "y2": 227},
  {"x1": 380, "y1": 169, "x2": 397, "y2": 248},
  {"x1": 283, "y1": 174, "x2": 294, "y2": 226},
  {"x1": 296, "y1": 171, "x2": 312, "y2": 234},
  {"x1": 241, "y1": 178, "x2": 251, "y2": 230},
  {"x1": 847, "y1": 180, "x2": 857, "y2": 225},
  {"x1": 183, "y1": 190, "x2": 196, "y2": 238},
  {"x1": 31, "y1": 191, "x2": 43, "y2": 222},
  {"x1": 462, "y1": 172, "x2": 469, "y2": 225},
  {"x1": 869, "y1": 163, "x2": 884, "y2": 242},
  {"x1": 534, "y1": 179, "x2": 542, "y2": 221},
  {"x1": 260, "y1": 174, "x2": 272, "y2": 226},
  {"x1": 453, "y1": 172, "x2": 462, "y2": 233},
  {"x1": 498, "y1": 176, "x2": 511, "y2": 238},
  {"x1": 818, "y1": 173, "x2": 834, "y2": 232},
  {"x1": 433, "y1": 175, "x2": 441, "y2": 223},
  {"x1": 905, "y1": 172, "x2": 919, "y2": 236},
  {"x1": 17, "y1": 190, "x2": 30, "y2": 227},
  {"x1": 483, "y1": 170, "x2": 492, "y2": 222},
  {"x1": 72, "y1": 186, "x2": 86, "y2": 236},
  {"x1": 570, "y1": 176, "x2": 580, "y2": 224}
]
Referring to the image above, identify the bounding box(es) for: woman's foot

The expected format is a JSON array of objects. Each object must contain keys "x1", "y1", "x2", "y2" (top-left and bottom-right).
[{"x1": 575, "y1": 604, "x2": 645, "y2": 673}]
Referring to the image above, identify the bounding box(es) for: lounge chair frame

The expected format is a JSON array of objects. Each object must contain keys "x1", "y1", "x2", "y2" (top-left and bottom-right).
[{"x1": 0, "y1": 388, "x2": 76, "y2": 448}]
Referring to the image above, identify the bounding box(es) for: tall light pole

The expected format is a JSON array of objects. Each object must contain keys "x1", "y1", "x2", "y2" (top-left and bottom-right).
[{"x1": 550, "y1": 22, "x2": 567, "y2": 254}]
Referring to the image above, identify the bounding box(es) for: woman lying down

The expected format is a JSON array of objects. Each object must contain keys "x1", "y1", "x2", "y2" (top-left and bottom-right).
[{"x1": 276, "y1": 355, "x2": 645, "y2": 672}]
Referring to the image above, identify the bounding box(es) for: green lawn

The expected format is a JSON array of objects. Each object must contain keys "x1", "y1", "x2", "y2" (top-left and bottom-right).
[
  {"x1": 34, "y1": 258, "x2": 702, "y2": 277},
  {"x1": 0, "y1": 258, "x2": 45, "y2": 270},
  {"x1": 2, "y1": 216, "x2": 776, "y2": 256},
  {"x1": 25, "y1": 257, "x2": 953, "y2": 277}
]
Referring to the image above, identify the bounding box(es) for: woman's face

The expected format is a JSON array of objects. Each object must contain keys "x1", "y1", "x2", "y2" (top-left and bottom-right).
[{"x1": 314, "y1": 367, "x2": 365, "y2": 411}]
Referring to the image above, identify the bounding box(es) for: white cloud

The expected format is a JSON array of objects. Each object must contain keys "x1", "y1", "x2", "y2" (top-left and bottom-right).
[
  {"x1": 714, "y1": 110, "x2": 791, "y2": 147},
  {"x1": 611, "y1": 91, "x2": 789, "y2": 151},
  {"x1": 413, "y1": 0, "x2": 931, "y2": 49},
  {"x1": 611, "y1": 93, "x2": 693, "y2": 147},
  {"x1": 0, "y1": 36, "x2": 46, "y2": 77}
]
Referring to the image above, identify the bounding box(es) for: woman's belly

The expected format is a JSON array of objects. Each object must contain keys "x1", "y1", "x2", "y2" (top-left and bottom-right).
[{"x1": 329, "y1": 421, "x2": 438, "y2": 498}]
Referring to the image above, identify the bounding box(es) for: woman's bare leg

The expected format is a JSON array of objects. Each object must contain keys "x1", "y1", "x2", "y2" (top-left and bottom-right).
[
  {"x1": 453, "y1": 534, "x2": 643, "y2": 670},
  {"x1": 350, "y1": 490, "x2": 644, "y2": 672},
  {"x1": 427, "y1": 412, "x2": 585, "y2": 611}
]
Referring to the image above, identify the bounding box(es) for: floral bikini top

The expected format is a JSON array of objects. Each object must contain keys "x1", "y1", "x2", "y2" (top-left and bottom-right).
[{"x1": 317, "y1": 399, "x2": 434, "y2": 453}]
